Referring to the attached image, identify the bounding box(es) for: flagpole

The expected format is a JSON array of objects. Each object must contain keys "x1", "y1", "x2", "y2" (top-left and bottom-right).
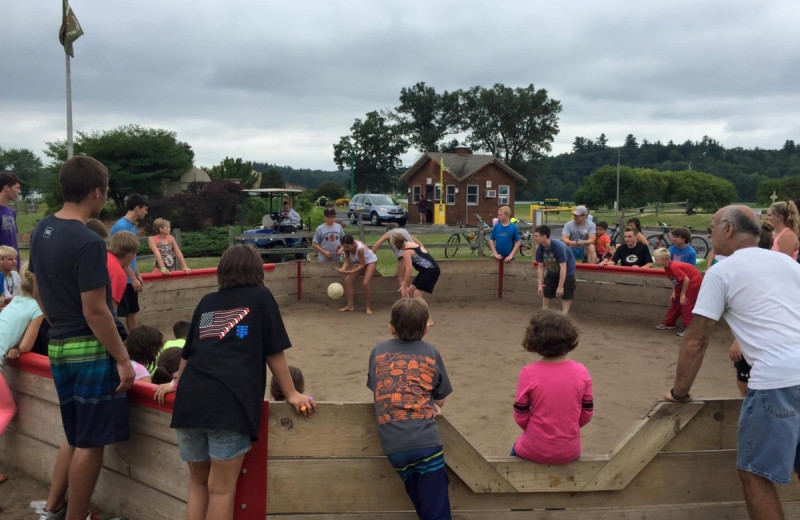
[{"x1": 66, "y1": 53, "x2": 74, "y2": 159}]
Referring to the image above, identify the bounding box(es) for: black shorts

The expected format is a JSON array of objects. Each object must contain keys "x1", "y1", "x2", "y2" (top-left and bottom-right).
[
  {"x1": 116, "y1": 284, "x2": 140, "y2": 317},
  {"x1": 542, "y1": 273, "x2": 576, "y2": 300},
  {"x1": 413, "y1": 267, "x2": 441, "y2": 294},
  {"x1": 734, "y1": 358, "x2": 752, "y2": 383}
]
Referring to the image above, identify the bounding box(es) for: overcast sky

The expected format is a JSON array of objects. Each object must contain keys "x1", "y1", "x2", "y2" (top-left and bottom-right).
[{"x1": 3, "y1": 0, "x2": 799, "y2": 171}]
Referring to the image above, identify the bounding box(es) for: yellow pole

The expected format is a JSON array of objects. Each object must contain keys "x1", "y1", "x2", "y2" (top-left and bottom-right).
[{"x1": 435, "y1": 158, "x2": 446, "y2": 225}]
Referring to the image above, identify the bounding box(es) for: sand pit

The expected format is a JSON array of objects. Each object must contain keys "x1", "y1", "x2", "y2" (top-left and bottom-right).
[{"x1": 279, "y1": 299, "x2": 740, "y2": 457}]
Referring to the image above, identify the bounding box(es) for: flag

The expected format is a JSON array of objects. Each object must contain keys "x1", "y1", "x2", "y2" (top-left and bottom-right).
[
  {"x1": 198, "y1": 308, "x2": 250, "y2": 340},
  {"x1": 59, "y1": 1, "x2": 84, "y2": 57}
]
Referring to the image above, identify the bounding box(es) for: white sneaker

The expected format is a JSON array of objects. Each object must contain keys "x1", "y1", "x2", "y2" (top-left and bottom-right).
[
  {"x1": 37, "y1": 506, "x2": 66, "y2": 520},
  {"x1": 655, "y1": 323, "x2": 676, "y2": 330},
  {"x1": 676, "y1": 330, "x2": 685, "y2": 337}
]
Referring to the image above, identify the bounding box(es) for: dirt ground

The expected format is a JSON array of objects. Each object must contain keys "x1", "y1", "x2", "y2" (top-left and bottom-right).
[
  {"x1": 0, "y1": 299, "x2": 741, "y2": 518},
  {"x1": 278, "y1": 299, "x2": 740, "y2": 456}
]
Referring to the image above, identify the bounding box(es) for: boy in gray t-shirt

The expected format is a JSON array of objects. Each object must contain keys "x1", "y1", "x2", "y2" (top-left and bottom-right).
[
  {"x1": 367, "y1": 298, "x2": 452, "y2": 518},
  {"x1": 312, "y1": 208, "x2": 345, "y2": 261}
]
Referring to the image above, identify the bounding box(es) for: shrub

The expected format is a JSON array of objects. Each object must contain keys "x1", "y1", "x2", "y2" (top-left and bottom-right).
[
  {"x1": 178, "y1": 227, "x2": 232, "y2": 257},
  {"x1": 335, "y1": 198, "x2": 350, "y2": 206}
]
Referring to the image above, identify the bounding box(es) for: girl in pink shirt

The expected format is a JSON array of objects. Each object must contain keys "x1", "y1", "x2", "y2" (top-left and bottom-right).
[{"x1": 512, "y1": 310, "x2": 593, "y2": 464}]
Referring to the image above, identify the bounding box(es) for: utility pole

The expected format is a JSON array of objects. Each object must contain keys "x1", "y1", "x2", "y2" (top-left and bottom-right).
[{"x1": 615, "y1": 148, "x2": 621, "y2": 226}]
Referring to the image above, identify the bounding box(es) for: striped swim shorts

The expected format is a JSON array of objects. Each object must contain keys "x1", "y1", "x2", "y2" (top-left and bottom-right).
[{"x1": 49, "y1": 335, "x2": 129, "y2": 448}]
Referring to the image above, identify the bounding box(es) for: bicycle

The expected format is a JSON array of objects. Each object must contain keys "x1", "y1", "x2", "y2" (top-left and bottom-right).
[
  {"x1": 444, "y1": 215, "x2": 491, "y2": 258},
  {"x1": 646, "y1": 222, "x2": 709, "y2": 259}
]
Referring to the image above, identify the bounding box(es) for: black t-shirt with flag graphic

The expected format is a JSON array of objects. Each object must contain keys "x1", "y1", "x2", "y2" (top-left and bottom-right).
[{"x1": 171, "y1": 285, "x2": 291, "y2": 440}]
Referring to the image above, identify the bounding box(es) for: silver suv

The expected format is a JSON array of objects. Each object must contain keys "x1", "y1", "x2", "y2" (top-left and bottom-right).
[{"x1": 348, "y1": 194, "x2": 407, "y2": 226}]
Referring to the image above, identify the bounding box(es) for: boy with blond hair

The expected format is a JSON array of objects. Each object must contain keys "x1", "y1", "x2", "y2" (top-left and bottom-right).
[
  {"x1": 0, "y1": 244, "x2": 21, "y2": 307},
  {"x1": 490, "y1": 206, "x2": 521, "y2": 262}
]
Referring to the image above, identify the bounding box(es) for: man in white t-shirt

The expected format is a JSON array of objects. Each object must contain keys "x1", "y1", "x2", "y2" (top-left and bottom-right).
[{"x1": 666, "y1": 205, "x2": 800, "y2": 519}]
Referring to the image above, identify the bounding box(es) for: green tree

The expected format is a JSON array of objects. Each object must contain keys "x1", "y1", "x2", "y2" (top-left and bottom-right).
[
  {"x1": 0, "y1": 147, "x2": 46, "y2": 197},
  {"x1": 44, "y1": 124, "x2": 194, "y2": 211},
  {"x1": 207, "y1": 157, "x2": 258, "y2": 188},
  {"x1": 574, "y1": 166, "x2": 658, "y2": 210},
  {"x1": 315, "y1": 180, "x2": 345, "y2": 200},
  {"x1": 392, "y1": 81, "x2": 461, "y2": 153},
  {"x1": 333, "y1": 111, "x2": 408, "y2": 193},
  {"x1": 458, "y1": 83, "x2": 562, "y2": 168},
  {"x1": 259, "y1": 166, "x2": 286, "y2": 188},
  {"x1": 664, "y1": 170, "x2": 737, "y2": 213}
]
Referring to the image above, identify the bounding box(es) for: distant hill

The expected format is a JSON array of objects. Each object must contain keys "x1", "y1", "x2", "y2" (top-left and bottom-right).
[
  {"x1": 252, "y1": 163, "x2": 347, "y2": 190},
  {"x1": 533, "y1": 136, "x2": 800, "y2": 202}
]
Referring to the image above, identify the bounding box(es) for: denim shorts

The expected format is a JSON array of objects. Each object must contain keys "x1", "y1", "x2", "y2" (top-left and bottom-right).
[
  {"x1": 737, "y1": 385, "x2": 800, "y2": 483},
  {"x1": 176, "y1": 428, "x2": 252, "y2": 462}
]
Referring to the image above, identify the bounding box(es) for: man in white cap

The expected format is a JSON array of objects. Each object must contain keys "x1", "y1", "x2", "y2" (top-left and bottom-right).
[{"x1": 561, "y1": 205, "x2": 597, "y2": 263}]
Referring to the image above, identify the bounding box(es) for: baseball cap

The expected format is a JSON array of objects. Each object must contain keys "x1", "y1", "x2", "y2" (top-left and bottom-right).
[{"x1": 572, "y1": 205, "x2": 588, "y2": 216}]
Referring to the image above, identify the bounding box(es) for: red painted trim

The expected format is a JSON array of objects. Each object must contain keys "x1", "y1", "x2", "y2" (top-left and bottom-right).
[
  {"x1": 497, "y1": 260, "x2": 504, "y2": 298},
  {"x1": 234, "y1": 401, "x2": 269, "y2": 520},
  {"x1": 530, "y1": 262, "x2": 669, "y2": 278},
  {"x1": 297, "y1": 261, "x2": 302, "y2": 301},
  {"x1": 140, "y1": 264, "x2": 276, "y2": 283},
  {"x1": 9, "y1": 352, "x2": 53, "y2": 379}
]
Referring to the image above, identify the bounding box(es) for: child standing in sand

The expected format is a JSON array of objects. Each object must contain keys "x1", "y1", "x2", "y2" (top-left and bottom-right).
[
  {"x1": 512, "y1": 309, "x2": 593, "y2": 464},
  {"x1": 338, "y1": 234, "x2": 378, "y2": 315},
  {"x1": 367, "y1": 298, "x2": 453, "y2": 519},
  {"x1": 652, "y1": 248, "x2": 703, "y2": 337}
]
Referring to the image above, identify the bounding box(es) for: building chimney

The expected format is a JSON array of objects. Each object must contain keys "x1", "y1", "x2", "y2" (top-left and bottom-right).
[{"x1": 453, "y1": 145, "x2": 472, "y2": 157}]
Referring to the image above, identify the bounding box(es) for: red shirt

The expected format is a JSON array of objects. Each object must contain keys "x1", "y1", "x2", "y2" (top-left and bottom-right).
[
  {"x1": 107, "y1": 252, "x2": 127, "y2": 305},
  {"x1": 664, "y1": 260, "x2": 702, "y2": 290}
]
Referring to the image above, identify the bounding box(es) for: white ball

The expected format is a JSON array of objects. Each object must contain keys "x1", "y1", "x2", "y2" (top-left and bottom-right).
[{"x1": 327, "y1": 282, "x2": 344, "y2": 300}]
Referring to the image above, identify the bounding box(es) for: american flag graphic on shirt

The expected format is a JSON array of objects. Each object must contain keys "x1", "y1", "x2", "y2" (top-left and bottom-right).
[{"x1": 198, "y1": 307, "x2": 250, "y2": 340}]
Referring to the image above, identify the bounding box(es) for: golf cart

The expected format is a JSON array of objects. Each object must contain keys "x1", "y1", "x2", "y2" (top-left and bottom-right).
[{"x1": 239, "y1": 188, "x2": 312, "y2": 262}]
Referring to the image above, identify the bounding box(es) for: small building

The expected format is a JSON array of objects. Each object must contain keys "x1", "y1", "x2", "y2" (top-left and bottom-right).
[
  {"x1": 163, "y1": 167, "x2": 211, "y2": 196},
  {"x1": 398, "y1": 147, "x2": 527, "y2": 226}
]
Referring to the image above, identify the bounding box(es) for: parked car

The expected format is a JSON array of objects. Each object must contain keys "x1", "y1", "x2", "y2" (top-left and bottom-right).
[{"x1": 347, "y1": 194, "x2": 407, "y2": 226}]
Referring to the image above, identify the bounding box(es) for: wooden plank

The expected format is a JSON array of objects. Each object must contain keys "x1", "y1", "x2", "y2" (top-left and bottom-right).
[
  {"x1": 6, "y1": 366, "x2": 59, "y2": 405},
  {"x1": 580, "y1": 401, "x2": 704, "y2": 491},
  {"x1": 663, "y1": 398, "x2": 741, "y2": 452},
  {"x1": 262, "y1": 501, "x2": 799, "y2": 519},
  {"x1": 437, "y1": 416, "x2": 518, "y2": 493},
  {"x1": 265, "y1": 450, "x2": 781, "y2": 513},
  {"x1": 0, "y1": 431, "x2": 187, "y2": 519},
  {"x1": 268, "y1": 402, "x2": 384, "y2": 457},
  {"x1": 489, "y1": 456, "x2": 608, "y2": 492}
]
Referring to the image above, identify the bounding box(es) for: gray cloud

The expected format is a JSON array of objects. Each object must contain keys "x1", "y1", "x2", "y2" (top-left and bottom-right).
[{"x1": 2, "y1": 0, "x2": 799, "y2": 169}]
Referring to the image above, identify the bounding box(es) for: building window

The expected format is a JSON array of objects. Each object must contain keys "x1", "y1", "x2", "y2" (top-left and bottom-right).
[
  {"x1": 446, "y1": 185, "x2": 455, "y2": 205},
  {"x1": 434, "y1": 184, "x2": 442, "y2": 202},
  {"x1": 412, "y1": 185, "x2": 421, "y2": 202},
  {"x1": 498, "y1": 185, "x2": 510, "y2": 205},
  {"x1": 467, "y1": 185, "x2": 479, "y2": 205}
]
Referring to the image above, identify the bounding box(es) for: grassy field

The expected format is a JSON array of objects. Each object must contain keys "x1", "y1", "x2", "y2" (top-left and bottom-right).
[{"x1": 15, "y1": 202, "x2": 750, "y2": 276}]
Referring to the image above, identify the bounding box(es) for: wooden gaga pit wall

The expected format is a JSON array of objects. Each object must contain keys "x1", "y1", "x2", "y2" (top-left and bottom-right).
[{"x1": 3, "y1": 260, "x2": 798, "y2": 519}]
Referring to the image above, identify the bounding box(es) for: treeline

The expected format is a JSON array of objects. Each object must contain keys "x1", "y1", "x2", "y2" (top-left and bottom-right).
[
  {"x1": 252, "y1": 162, "x2": 348, "y2": 190},
  {"x1": 538, "y1": 135, "x2": 800, "y2": 202}
]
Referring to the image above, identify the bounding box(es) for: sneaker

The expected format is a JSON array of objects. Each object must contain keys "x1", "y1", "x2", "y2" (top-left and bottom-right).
[
  {"x1": 655, "y1": 324, "x2": 676, "y2": 330},
  {"x1": 37, "y1": 506, "x2": 66, "y2": 520},
  {"x1": 676, "y1": 330, "x2": 685, "y2": 337},
  {"x1": 30, "y1": 500, "x2": 47, "y2": 511}
]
